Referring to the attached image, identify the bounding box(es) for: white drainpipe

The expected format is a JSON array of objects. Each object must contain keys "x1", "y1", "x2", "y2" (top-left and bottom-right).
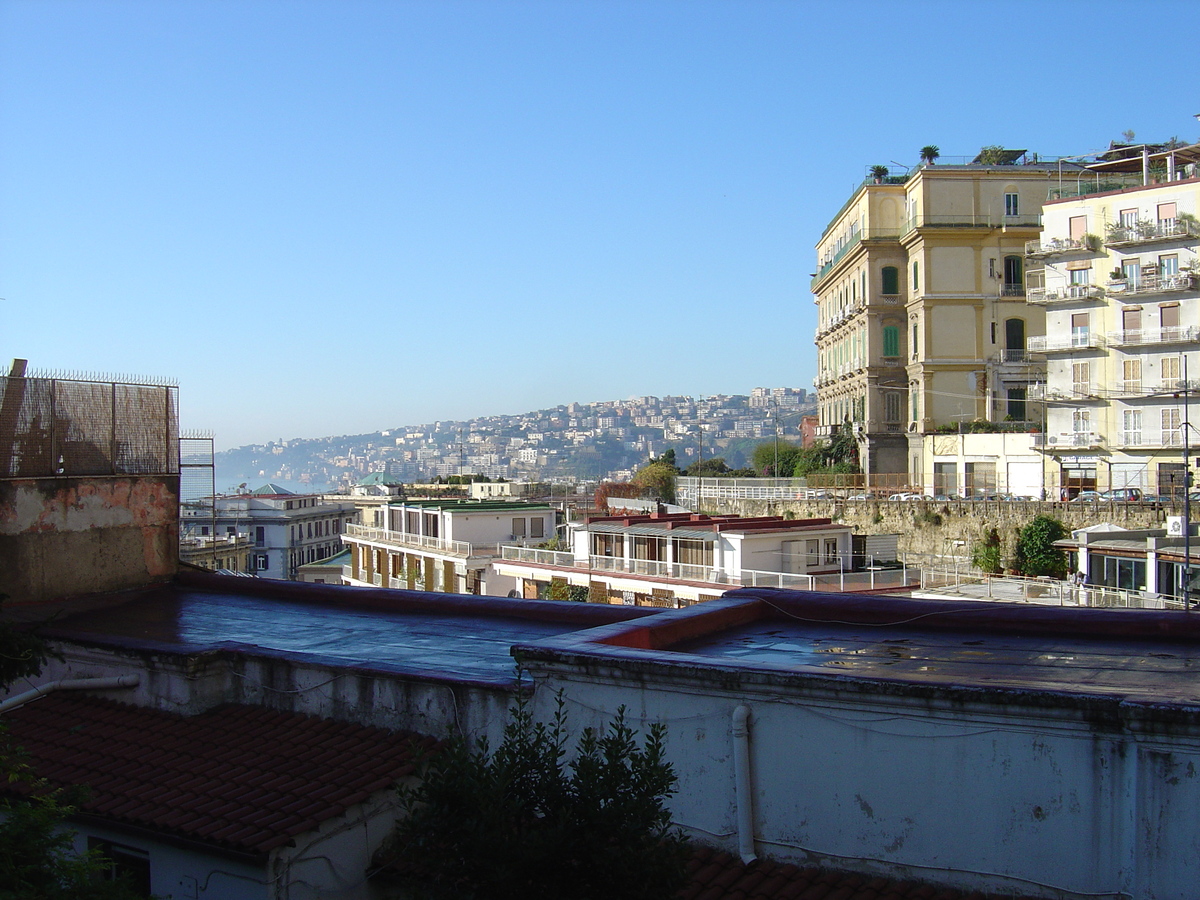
[
  {"x1": 0, "y1": 675, "x2": 140, "y2": 714},
  {"x1": 732, "y1": 704, "x2": 757, "y2": 864}
]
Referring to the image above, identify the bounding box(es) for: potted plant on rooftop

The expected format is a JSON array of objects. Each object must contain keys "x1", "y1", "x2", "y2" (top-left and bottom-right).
[
  {"x1": 920, "y1": 145, "x2": 940, "y2": 165},
  {"x1": 870, "y1": 165, "x2": 889, "y2": 184}
]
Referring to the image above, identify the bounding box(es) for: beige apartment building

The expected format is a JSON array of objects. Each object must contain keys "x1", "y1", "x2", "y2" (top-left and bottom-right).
[
  {"x1": 813, "y1": 153, "x2": 1062, "y2": 488},
  {"x1": 1028, "y1": 142, "x2": 1200, "y2": 497}
]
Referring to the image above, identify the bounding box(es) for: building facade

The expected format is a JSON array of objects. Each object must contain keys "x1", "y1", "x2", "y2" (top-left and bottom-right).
[
  {"x1": 341, "y1": 498, "x2": 557, "y2": 595},
  {"x1": 184, "y1": 485, "x2": 356, "y2": 580},
  {"x1": 1028, "y1": 143, "x2": 1200, "y2": 498},
  {"x1": 812, "y1": 154, "x2": 1057, "y2": 484}
]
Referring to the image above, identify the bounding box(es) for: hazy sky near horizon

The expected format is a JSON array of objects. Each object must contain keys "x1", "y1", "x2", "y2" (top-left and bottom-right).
[{"x1": 3, "y1": 0, "x2": 1197, "y2": 450}]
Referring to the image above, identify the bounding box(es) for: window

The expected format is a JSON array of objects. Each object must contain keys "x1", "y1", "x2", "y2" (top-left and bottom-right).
[
  {"x1": 1120, "y1": 208, "x2": 1138, "y2": 230},
  {"x1": 1006, "y1": 387, "x2": 1027, "y2": 421},
  {"x1": 1162, "y1": 355, "x2": 1182, "y2": 386},
  {"x1": 824, "y1": 539, "x2": 839, "y2": 565},
  {"x1": 307, "y1": 522, "x2": 313, "y2": 539},
  {"x1": 512, "y1": 517, "x2": 526, "y2": 537},
  {"x1": 1072, "y1": 362, "x2": 1090, "y2": 393},
  {"x1": 1163, "y1": 408, "x2": 1182, "y2": 445},
  {"x1": 882, "y1": 325, "x2": 900, "y2": 358},
  {"x1": 1122, "y1": 409, "x2": 1142, "y2": 443},
  {"x1": 254, "y1": 553, "x2": 269, "y2": 571},
  {"x1": 1122, "y1": 259, "x2": 1141, "y2": 285},
  {"x1": 881, "y1": 266, "x2": 899, "y2": 294},
  {"x1": 911, "y1": 261, "x2": 919, "y2": 293},
  {"x1": 911, "y1": 322, "x2": 919, "y2": 357},
  {"x1": 1071, "y1": 313, "x2": 1089, "y2": 346},
  {"x1": 1069, "y1": 215, "x2": 1087, "y2": 241},
  {"x1": 934, "y1": 462, "x2": 957, "y2": 496},
  {"x1": 1003, "y1": 255, "x2": 1022, "y2": 289},
  {"x1": 806, "y1": 539, "x2": 820, "y2": 567},
  {"x1": 199, "y1": 525, "x2": 209, "y2": 535},
  {"x1": 1160, "y1": 254, "x2": 1179, "y2": 276},
  {"x1": 1122, "y1": 307, "x2": 1141, "y2": 334},
  {"x1": 1157, "y1": 202, "x2": 1177, "y2": 227},
  {"x1": 964, "y1": 462, "x2": 997, "y2": 497},
  {"x1": 88, "y1": 839, "x2": 151, "y2": 896},
  {"x1": 255, "y1": 526, "x2": 265, "y2": 547},
  {"x1": 884, "y1": 392, "x2": 903, "y2": 423},
  {"x1": 1072, "y1": 409, "x2": 1091, "y2": 433},
  {"x1": 531, "y1": 516, "x2": 545, "y2": 538},
  {"x1": 1122, "y1": 359, "x2": 1142, "y2": 391},
  {"x1": 1069, "y1": 267, "x2": 1091, "y2": 285},
  {"x1": 1004, "y1": 193, "x2": 1019, "y2": 217},
  {"x1": 1004, "y1": 318, "x2": 1026, "y2": 351}
]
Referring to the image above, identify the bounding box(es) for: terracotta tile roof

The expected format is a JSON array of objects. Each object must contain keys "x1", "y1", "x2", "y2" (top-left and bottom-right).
[
  {"x1": 680, "y1": 846, "x2": 1036, "y2": 900},
  {"x1": 3, "y1": 694, "x2": 436, "y2": 857}
]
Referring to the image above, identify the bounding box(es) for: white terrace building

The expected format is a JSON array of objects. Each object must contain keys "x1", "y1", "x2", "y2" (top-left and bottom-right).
[
  {"x1": 492, "y1": 512, "x2": 858, "y2": 607},
  {"x1": 341, "y1": 498, "x2": 557, "y2": 596},
  {"x1": 1027, "y1": 142, "x2": 1200, "y2": 497}
]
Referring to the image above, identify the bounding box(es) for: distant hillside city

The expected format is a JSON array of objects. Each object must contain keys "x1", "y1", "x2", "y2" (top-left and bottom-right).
[{"x1": 216, "y1": 387, "x2": 814, "y2": 492}]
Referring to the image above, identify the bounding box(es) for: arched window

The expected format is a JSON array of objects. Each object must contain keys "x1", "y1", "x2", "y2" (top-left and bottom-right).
[
  {"x1": 1005, "y1": 317, "x2": 1026, "y2": 351},
  {"x1": 881, "y1": 266, "x2": 899, "y2": 295}
]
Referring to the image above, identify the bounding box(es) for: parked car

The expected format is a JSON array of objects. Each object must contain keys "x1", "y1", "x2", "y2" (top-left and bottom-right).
[
  {"x1": 1099, "y1": 488, "x2": 1143, "y2": 502},
  {"x1": 1071, "y1": 491, "x2": 1101, "y2": 503}
]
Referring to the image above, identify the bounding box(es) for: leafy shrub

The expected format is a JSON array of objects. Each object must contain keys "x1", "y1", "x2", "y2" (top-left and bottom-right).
[
  {"x1": 1013, "y1": 515, "x2": 1068, "y2": 578},
  {"x1": 383, "y1": 693, "x2": 687, "y2": 900}
]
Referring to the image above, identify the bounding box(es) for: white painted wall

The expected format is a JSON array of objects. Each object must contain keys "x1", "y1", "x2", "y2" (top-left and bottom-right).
[{"x1": 524, "y1": 655, "x2": 1200, "y2": 900}]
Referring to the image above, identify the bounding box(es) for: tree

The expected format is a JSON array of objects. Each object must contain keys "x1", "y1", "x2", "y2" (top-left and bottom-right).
[
  {"x1": 594, "y1": 481, "x2": 640, "y2": 512},
  {"x1": 631, "y1": 461, "x2": 676, "y2": 503},
  {"x1": 920, "y1": 145, "x2": 940, "y2": 165},
  {"x1": 0, "y1": 600, "x2": 148, "y2": 898},
  {"x1": 383, "y1": 693, "x2": 688, "y2": 900},
  {"x1": 751, "y1": 440, "x2": 803, "y2": 478},
  {"x1": 971, "y1": 527, "x2": 1003, "y2": 575},
  {"x1": 977, "y1": 145, "x2": 1009, "y2": 165},
  {"x1": 1013, "y1": 515, "x2": 1068, "y2": 578},
  {"x1": 682, "y1": 457, "x2": 732, "y2": 477}
]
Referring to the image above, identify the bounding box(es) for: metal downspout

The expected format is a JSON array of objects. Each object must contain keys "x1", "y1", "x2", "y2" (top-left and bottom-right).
[{"x1": 732, "y1": 704, "x2": 756, "y2": 864}]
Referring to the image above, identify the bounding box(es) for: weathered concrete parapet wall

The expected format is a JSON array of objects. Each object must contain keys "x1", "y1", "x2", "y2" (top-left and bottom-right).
[
  {"x1": 692, "y1": 497, "x2": 1167, "y2": 560},
  {"x1": 0, "y1": 475, "x2": 179, "y2": 602}
]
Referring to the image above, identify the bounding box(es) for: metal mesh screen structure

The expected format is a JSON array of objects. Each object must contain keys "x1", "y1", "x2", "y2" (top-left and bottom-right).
[{"x1": 0, "y1": 374, "x2": 179, "y2": 478}]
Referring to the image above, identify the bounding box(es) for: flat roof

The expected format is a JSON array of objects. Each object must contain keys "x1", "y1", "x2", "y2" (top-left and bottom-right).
[
  {"x1": 45, "y1": 572, "x2": 654, "y2": 688},
  {"x1": 512, "y1": 590, "x2": 1200, "y2": 708},
  {"x1": 389, "y1": 499, "x2": 553, "y2": 512}
]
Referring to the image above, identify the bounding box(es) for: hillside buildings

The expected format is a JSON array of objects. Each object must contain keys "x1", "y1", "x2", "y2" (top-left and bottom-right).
[
  {"x1": 1028, "y1": 141, "x2": 1200, "y2": 498},
  {"x1": 812, "y1": 152, "x2": 1059, "y2": 487}
]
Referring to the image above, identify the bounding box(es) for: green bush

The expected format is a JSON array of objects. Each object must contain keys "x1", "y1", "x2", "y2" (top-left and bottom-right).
[
  {"x1": 1013, "y1": 515, "x2": 1068, "y2": 578},
  {"x1": 384, "y1": 693, "x2": 688, "y2": 900}
]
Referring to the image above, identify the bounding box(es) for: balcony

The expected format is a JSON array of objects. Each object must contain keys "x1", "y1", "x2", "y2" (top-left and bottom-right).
[
  {"x1": 1116, "y1": 430, "x2": 1184, "y2": 449},
  {"x1": 1028, "y1": 333, "x2": 1103, "y2": 353},
  {"x1": 999, "y1": 284, "x2": 1026, "y2": 297},
  {"x1": 905, "y1": 214, "x2": 997, "y2": 232},
  {"x1": 1039, "y1": 384, "x2": 1098, "y2": 402},
  {"x1": 1106, "y1": 326, "x2": 1200, "y2": 347},
  {"x1": 344, "y1": 523, "x2": 473, "y2": 557},
  {"x1": 1025, "y1": 236, "x2": 1100, "y2": 259},
  {"x1": 878, "y1": 293, "x2": 902, "y2": 305},
  {"x1": 995, "y1": 349, "x2": 1031, "y2": 364},
  {"x1": 1105, "y1": 219, "x2": 1199, "y2": 249},
  {"x1": 1106, "y1": 272, "x2": 1200, "y2": 298},
  {"x1": 1113, "y1": 380, "x2": 1145, "y2": 395},
  {"x1": 1034, "y1": 432, "x2": 1104, "y2": 449},
  {"x1": 1027, "y1": 284, "x2": 1105, "y2": 305}
]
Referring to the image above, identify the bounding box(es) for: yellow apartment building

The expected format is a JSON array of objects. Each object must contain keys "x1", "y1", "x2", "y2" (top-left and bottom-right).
[
  {"x1": 813, "y1": 151, "x2": 1061, "y2": 489},
  {"x1": 1028, "y1": 142, "x2": 1200, "y2": 497}
]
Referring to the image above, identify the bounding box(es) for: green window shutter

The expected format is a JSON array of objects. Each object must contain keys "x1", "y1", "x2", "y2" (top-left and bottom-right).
[{"x1": 883, "y1": 326, "x2": 899, "y2": 357}]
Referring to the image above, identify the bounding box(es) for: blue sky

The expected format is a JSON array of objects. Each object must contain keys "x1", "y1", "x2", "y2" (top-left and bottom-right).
[{"x1": 3, "y1": 0, "x2": 1197, "y2": 449}]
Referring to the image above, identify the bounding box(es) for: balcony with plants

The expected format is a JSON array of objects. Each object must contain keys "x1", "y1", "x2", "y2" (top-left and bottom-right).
[
  {"x1": 1025, "y1": 234, "x2": 1101, "y2": 259},
  {"x1": 1105, "y1": 270, "x2": 1199, "y2": 298},
  {"x1": 1027, "y1": 283, "x2": 1105, "y2": 304},
  {"x1": 1104, "y1": 214, "x2": 1200, "y2": 249}
]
